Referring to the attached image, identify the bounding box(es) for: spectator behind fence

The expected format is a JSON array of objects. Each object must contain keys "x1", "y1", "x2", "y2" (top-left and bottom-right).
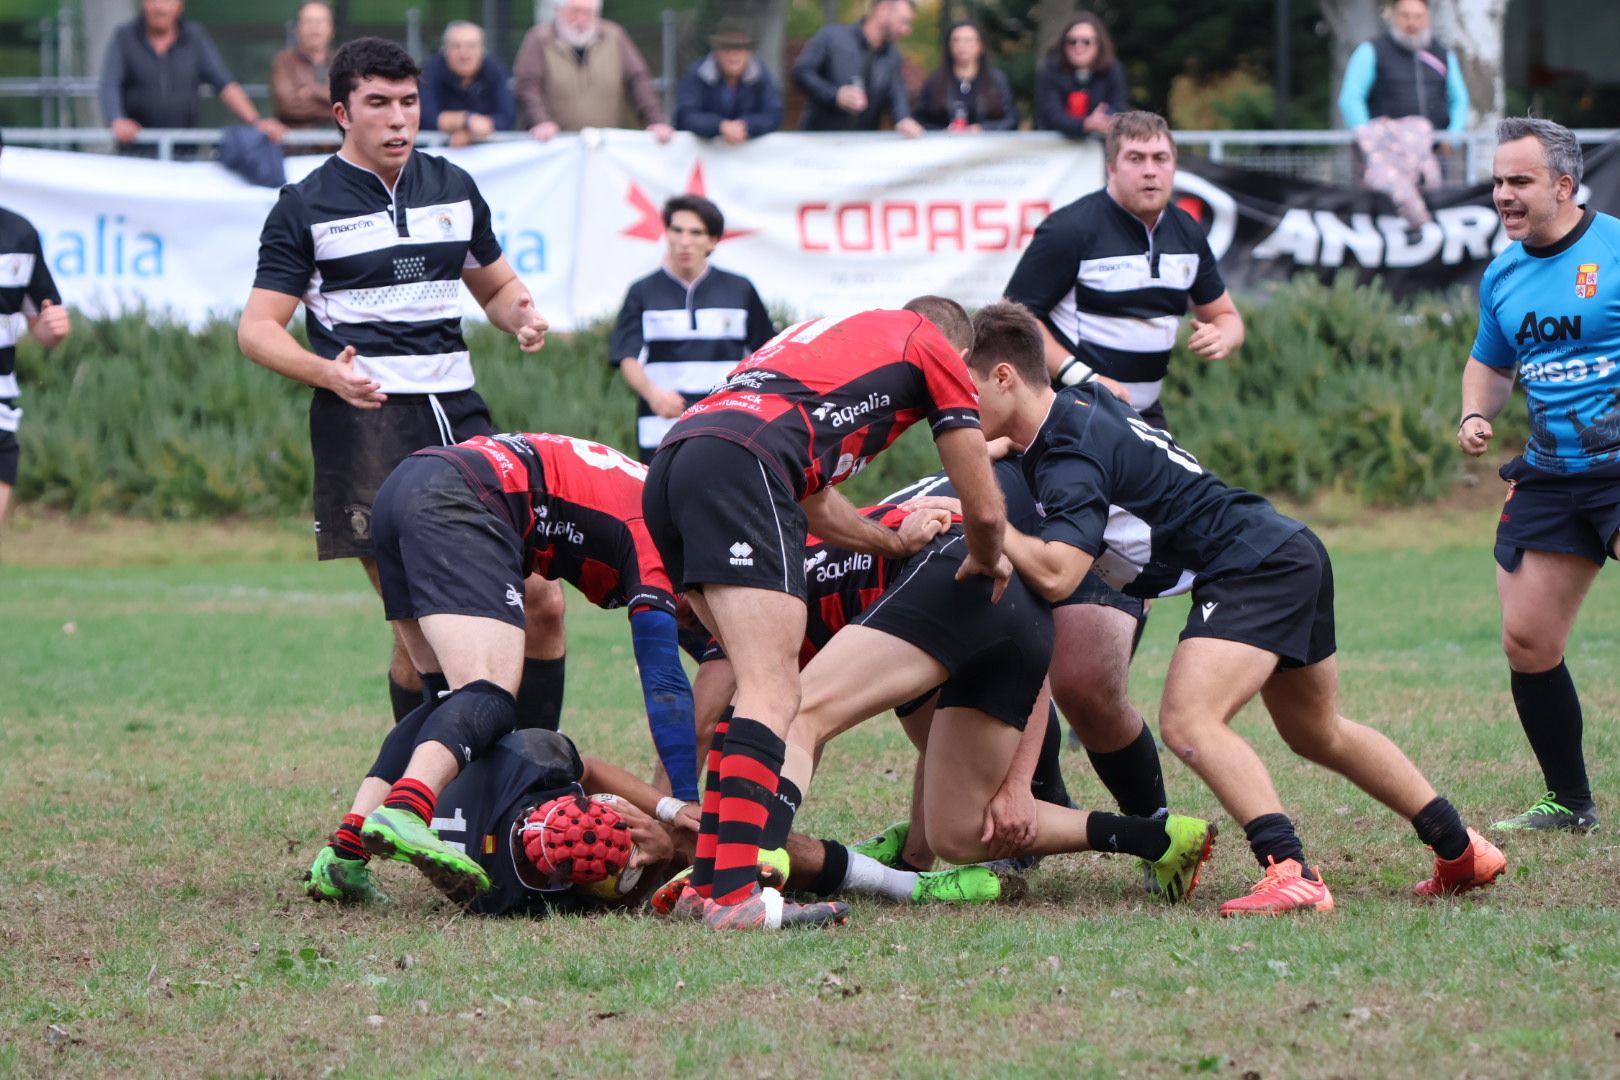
[
  {"x1": 1337, "y1": 0, "x2": 1468, "y2": 138},
  {"x1": 99, "y1": 0, "x2": 286, "y2": 154},
  {"x1": 1033, "y1": 11, "x2": 1126, "y2": 140},
  {"x1": 912, "y1": 22, "x2": 1016, "y2": 133},
  {"x1": 270, "y1": 1, "x2": 334, "y2": 128},
  {"x1": 422, "y1": 21, "x2": 515, "y2": 146},
  {"x1": 674, "y1": 20, "x2": 783, "y2": 143},
  {"x1": 610, "y1": 195, "x2": 775, "y2": 461},
  {"x1": 514, "y1": 0, "x2": 672, "y2": 143},
  {"x1": 792, "y1": 0, "x2": 922, "y2": 137}
]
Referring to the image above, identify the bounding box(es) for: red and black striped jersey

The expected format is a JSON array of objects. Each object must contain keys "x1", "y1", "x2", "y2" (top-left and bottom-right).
[
  {"x1": 661, "y1": 309, "x2": 982, "y2": 499},
  {"x1": 417, "y1": 433, "x2": 676, "y2": 617}
]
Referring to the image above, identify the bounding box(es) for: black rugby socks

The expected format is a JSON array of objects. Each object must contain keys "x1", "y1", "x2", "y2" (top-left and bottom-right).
[
  {"x1": 1243, "y1": 812, "x2": 1315, "y2": 879},
  {"x1": 388, "y1": 675, "x2": 420, "y2": 724},
  {"x1": 1086, "y1": 723, "x2": 1169, "y2": 819},
  {"x1": 1510, "y1": 660, "x2": 1593, "y2": 810},
  {"x1": 1085, "y1": 812, "x2": 1171, "y2": 861},
  {"x1": 1410, "y1": 797, "x2": 1470, "y2": 861},
  {"x1": 516, "y1": 655, "x2": 566, "y2": 732}
]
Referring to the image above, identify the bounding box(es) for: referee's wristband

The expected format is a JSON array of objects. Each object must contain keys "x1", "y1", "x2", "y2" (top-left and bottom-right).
[
  {"x1": 655, "y1": 797, "x2": 688, "y2": 824},
  {"x1": 1458, "y1": 411, "x2": 1486, "y2": 430},
  {"x1": 1054, "y1": 357, "x2": 1097, "y2": 389}
]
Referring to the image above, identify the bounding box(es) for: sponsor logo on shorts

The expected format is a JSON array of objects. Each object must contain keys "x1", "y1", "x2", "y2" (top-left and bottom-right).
[
  {"x1": 345, "y1": 504, "x2": 371, "y2": 541},
  {"x1": 1200, "y1": 601, "x2": 1218, "y2": 622},
  {"x1": 729, "y1": 541, "x2": 754, "y2": 567},
  {"x1": 505, "y1": 584, "x2": 524, "y2": 609}
]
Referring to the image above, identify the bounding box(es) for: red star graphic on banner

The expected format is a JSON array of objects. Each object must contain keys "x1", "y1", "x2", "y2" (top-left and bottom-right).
[{"x1": 622, "y1": 161, "x2": 756, "y2": 241}]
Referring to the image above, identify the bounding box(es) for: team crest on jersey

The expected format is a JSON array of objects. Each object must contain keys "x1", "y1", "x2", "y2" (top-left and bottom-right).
[
  {"x1": 1576, "y1": 263, "x2": 1599, "y2": 299},
  {"x1": 437, "y1": 211, "x2": 454, "y2": 236}
]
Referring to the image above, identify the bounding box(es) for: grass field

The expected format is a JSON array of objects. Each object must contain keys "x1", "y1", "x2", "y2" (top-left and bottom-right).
[{"x1": 3, "y1": 501, "x2": 1618, "y2": 1078}]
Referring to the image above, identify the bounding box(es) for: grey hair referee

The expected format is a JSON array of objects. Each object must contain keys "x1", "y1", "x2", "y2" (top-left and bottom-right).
[{"x1": 238, "y1": 38, "x2": 568, "y2": 731}]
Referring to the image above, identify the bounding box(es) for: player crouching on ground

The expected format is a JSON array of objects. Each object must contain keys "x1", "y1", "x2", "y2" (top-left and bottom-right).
[
  {"x1": 304, "y1": 431, "x2": 703, "y2": 902},
  {"x1": 966, "y1": 301, "x2": 1506, "y2": 914}
]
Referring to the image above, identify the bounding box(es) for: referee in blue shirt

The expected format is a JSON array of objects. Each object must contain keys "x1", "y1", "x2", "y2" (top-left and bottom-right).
[{"x1": 1460, "y1": 117, "x2": 1619, "y2": 834}]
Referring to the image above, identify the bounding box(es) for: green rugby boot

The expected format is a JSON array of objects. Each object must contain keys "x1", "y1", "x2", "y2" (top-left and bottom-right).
[
  {"x1": 1149, "y1": 815, "x2": 1217, "y2": 903},
  {"x1": 851, "y1": 820, "x2": 911, "y2": 868},
  {"x1": 304, "y1": 844, "x2": 387, "y2": 905},
  {"x1": 361, "y1": 806, "x2": 491, "y2": 901},
  {"x1": 1490, "y1": 792, "x2": 1599, "y2": 833},
  {"x1": 912, "y1": 864, "x2": 1024, "y2": 905}
]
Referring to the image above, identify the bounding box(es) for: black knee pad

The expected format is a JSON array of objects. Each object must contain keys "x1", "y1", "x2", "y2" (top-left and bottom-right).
[{"x1": 418, "y1": 679, "x2": 517, "y2": 768}]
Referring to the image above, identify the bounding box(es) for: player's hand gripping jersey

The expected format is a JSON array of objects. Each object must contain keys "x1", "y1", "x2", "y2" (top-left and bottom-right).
[
  {"x1": 419, "y1": 433, "x2": 676, "y2": 616},
  {"x1": 1472, "y1": 207, "x2": 1620, "y2": 473},
  {"x1": 661, "y1": 309, "x2": 982, "y2": 496}
]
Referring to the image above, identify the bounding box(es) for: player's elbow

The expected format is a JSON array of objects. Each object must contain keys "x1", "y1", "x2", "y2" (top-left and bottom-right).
[{"x1": 1035, "y1": 561, "x2": 1086, "y2": 603}]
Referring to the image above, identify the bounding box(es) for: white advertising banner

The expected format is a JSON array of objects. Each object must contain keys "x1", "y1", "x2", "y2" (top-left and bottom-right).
[
  {"x1": 0, "y1": 138, "x2": 582, "y2": 328},
  {"x1": 0, "y1": 132, "x2": 1100, "y2": 330},
  {"x1": 573, "y1": 129, "x2": 1105, "y2": 325}
]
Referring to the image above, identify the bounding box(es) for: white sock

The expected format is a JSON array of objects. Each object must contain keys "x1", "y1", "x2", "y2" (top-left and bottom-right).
[{"x1": 840, "y1": 848, "x2": 919, "y2": 903}]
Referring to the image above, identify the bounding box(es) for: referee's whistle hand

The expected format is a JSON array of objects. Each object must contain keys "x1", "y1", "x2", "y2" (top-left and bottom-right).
[
  {"x1": 327, "y1": 345, "x2": 387, "y2": 409},
  {"x1": 1457, "y1": 417, "x2": 1493, "y2": 457}
]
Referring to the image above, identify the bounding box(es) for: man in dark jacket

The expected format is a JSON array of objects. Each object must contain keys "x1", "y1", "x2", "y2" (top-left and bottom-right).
[
  {"x1": 675, "y1": 22, "x2": 783, "y2": 143},
  {"x1": 421, "y1": 20, "x2": 516, "y2": 145},
  {"x1": 1337, "y1": 0, "x2": 1468, "y2": 136},
  {"x1": 792, "y1": 0, "x2": 922, "y2": 136}
]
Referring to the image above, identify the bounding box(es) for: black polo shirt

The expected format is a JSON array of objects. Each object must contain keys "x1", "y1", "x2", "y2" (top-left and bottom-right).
[
  {"x1": 252, "y1": 151, "x2": 503, "y2": 394},
  {"x1": 1006, "y1": 189, "x2": 1225, "y2": 413}
]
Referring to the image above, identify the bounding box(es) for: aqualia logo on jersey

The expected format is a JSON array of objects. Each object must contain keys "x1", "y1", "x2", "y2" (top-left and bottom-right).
[
  {"x1": 1577, "y1": 263, "x2": 1599, "y2": 299},
  {"x1": 811, "y1": 393, "x2": 892, "y2": 428}
]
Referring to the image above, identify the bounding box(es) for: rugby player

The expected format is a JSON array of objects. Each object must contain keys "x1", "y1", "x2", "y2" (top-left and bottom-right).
[
  {"x1": 238, "y1": 37, "x2": 568, "y2": 731},
  {"x1": 1005, "y1": 111, "x2": 1245, "y2": 831},
  {"x1": 967, "y1": 301, "x2": 1506, "y2": 914},
  {"x1": 1459, "y1": 117, "x2": 1617, "y2": 833},
  {"x1": 0, "y1": 128, "x2": 72, "y2": 534},
  {"x1": 643, "y1": 298, "x2": 1009, "y2": 929},
  {"x1": 304, "y1": 432, "x2": 702, "y2": 901}
]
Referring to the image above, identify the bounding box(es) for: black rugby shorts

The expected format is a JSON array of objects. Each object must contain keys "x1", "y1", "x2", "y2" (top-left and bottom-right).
[
  {"x1": 1494, "y1": 456, "x2": 1620, "y2": 570},
  {"x1": 310, "y1": 387, "x2": 494, "y2": 561},
  {"x1": 1178, "y1": 528, "x2": 1335, "y2": 670},
  {"x1": 854, "y1": 532, "x2": 1054, "y2": 729}
]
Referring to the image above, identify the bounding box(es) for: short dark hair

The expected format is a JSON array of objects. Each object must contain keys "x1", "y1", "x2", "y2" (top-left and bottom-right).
[
  {"x1": 329, "y1": 37, "x2": 421, "y2": 110},
  {"x1": 967, "y1": 302, "x2": 1046, "y2": 387},
  {"x1": 903, "y1": 295, "x2": 973, "y2": 351},
  {"x1": 1105, "y1": 110, "x2": 1176, "y2": 163},
  {"x1": 663, "y1": 194, "x2": 724, "y2": 239}
]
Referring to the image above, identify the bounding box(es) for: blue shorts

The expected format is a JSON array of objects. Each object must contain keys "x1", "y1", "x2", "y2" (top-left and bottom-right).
[{"x1": 1494, "y1": 457, "x2": 1620, "y2": 571}]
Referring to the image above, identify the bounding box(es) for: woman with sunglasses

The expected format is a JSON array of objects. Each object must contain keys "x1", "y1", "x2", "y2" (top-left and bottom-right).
[{"x1": 1034, "y1": 11, "x2": 1126, "y2": 140}]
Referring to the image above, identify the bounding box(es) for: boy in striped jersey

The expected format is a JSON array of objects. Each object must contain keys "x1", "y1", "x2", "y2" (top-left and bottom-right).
[{"x1": 0, "y1": 129, "x2": 73, "y2": 534}]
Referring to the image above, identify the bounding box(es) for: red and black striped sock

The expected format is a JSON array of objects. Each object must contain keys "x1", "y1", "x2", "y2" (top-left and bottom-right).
[
  {"x1": 689, "y1": 708, "x2": 732, "y2": 899},
  {"x1": 711, "y1": 716, "x2": 785, "y2": 907},
  {"x1": 332, "y1": 812, "x2": 369, "y2": 861},
  {"x1": 382, "y1": 777, "x2": 436, "y2": 825}
]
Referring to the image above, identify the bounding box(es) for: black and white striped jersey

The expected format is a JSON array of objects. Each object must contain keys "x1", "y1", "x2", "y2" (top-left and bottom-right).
[
  {"x1": 0, "y1": 206, "x2": 62, "y2": 433},
  {"x1": 608, "y1": 266, "x2": 774, "y2": 452},
  {"x1": 252, "y1": 151, "x2": 503, "y2": 395},
  {"x1": 1023, "y1": 385, "x2": 1302, "y2": 598},
  {"x1": 1005, "y1": 188, "x2": 1225, "y2": 413}
]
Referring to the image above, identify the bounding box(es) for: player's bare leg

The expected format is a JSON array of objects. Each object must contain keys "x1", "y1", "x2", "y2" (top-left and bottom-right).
[
  {"x1": 1050, "y1": 604, "x2": 1167, "y2": 819},
  {"x1": 1493, "y1": 549, "x2": 1602, "y2": 830},
  {"x1": 0, "y1": 480, "x2": 12, "y2": 534}
]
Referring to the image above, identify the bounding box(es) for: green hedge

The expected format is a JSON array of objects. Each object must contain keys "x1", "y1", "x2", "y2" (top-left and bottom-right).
[{"x1": 12, "y1": 277, "x2": 1524, "y2": 518}]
